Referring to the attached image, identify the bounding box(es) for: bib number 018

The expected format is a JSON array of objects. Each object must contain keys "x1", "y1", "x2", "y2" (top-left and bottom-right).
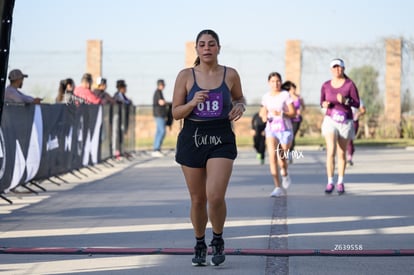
[
  {"x1": 193, "y1": 92, "x2": 223, "y2": 118},
  {"x1": 197, "y1": 100, "x2": 220, "y2": 112}
]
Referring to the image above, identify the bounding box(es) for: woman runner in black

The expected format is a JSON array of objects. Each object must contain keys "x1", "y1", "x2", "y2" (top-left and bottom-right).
[{"x1": 172, "y1": 29, "x2": 246, "y2": 266}]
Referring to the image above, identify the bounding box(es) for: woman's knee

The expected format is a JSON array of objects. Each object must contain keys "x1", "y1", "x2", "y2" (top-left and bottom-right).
[
  {"x1": 207, "y1": 193, "x2": 225, "y2": 208},
  {"x1": 190, "y1": 194, "x2": 207, "y2": 207}
]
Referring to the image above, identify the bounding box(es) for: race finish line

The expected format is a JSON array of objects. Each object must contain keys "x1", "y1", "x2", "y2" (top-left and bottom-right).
[{"x1": 1, "y1": 247, "x2": 414, "y2": 257}]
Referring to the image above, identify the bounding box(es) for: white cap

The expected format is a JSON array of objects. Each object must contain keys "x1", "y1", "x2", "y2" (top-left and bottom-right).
[{"x1": 330, "y1": 59, "x2": 345, "y2": 68}]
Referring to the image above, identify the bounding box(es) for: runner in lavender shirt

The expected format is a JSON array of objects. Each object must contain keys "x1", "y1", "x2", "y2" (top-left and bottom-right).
[
  {"x1": 260, "y1": 72, "x2": 296, "y2": 197},
  {"x1": 320, "y1": 58, "x2": 360, "y2": 195}
]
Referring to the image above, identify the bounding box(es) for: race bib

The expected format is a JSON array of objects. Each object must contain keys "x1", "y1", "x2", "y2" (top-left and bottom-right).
[
  {"x1": 269, "y1": 117, "x2": 286, "y2": 132},
  {"x1": 330, "y1": 109, "x2": 347, "y2": 123},
  {"x1": 193, "y1": 92, "x2": 223, "y2": 118}
]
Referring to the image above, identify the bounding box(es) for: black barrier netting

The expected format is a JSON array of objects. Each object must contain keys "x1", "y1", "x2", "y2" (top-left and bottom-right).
[
  {"x1": 0, "y1": 103, "x2": 135, "y2": 194},
  {"x1": 0, "y1": 103, "x2": 36, "y2": 192}
]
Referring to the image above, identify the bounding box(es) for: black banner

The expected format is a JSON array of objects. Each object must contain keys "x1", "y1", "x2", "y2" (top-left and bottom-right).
[
  {"x1": 0, "y1": 104, "x2": 38, "y2": 192},
  {"x1": 0, "y1": 103, "x2": 134, "y2": 194},
  {"x1": 122, "y1": 104, "x2": 136, "y2": 154},
  {"x1": 100, "y1": 104, "x2": 113, "y2": 160}
]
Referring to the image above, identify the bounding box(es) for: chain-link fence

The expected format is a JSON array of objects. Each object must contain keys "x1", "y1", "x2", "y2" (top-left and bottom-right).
[{"x1": 8, "y1": 38, "x2": 414, "y2": 139}]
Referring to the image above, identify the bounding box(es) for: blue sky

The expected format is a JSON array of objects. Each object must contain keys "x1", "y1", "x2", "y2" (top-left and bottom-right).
[{"x1": 8, "y1": 0, "x2": 414, "y2": 104}]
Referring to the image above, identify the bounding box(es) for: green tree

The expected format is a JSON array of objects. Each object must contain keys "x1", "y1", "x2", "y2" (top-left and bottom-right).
[
  {"x1": 401, "y1": 88, "x2": 412, "y2": 114},
  {"x1": 348, "y1": 65, "x2": 382, "y2": 119}
]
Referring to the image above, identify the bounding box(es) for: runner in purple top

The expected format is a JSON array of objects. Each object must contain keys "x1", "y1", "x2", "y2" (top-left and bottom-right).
[
  {"x1": 320, "y1": 58, "x2": 360, "y2": 195},
  {"x1": 347, "y1": 99, "x2": 366, "y2": 166},
  {"x1": 281, "y1": 80, "x2": 305, "y2": 163}
]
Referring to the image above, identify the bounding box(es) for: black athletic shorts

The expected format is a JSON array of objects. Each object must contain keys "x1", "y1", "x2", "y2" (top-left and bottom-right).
[{"x1": 175, "y1": 119, "x2": 237, "y2": 168}]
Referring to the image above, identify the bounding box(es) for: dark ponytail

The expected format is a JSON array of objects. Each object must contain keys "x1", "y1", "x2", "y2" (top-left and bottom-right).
[
  {"x1": 194, "y1": 57, "x2": 201, "y2": 66},
  {"x1": 56, "y1": 79, "x2": 66, "y2": 102}
]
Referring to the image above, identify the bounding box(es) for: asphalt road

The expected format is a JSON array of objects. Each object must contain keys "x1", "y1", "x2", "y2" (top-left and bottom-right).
[{"x1": 0, "y1": 147, "x2": 413, "y2": 275}]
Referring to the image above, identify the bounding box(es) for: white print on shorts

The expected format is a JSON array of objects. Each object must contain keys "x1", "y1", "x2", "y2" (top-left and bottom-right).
[
  {"x1": 276, "y1": 143, "x2": 304, "y2": 160},
  {"x1": 193, "y1": 128, "x2": 223, "y2": 148}
]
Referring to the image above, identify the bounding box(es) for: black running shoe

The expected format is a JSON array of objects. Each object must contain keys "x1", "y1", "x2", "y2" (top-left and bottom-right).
[
  {"x1": 210, "y1": 238, "x2": 225, "y2": 266},
  {"x1": 192, "y1": 242, "x2": 207, "y2": 266}
]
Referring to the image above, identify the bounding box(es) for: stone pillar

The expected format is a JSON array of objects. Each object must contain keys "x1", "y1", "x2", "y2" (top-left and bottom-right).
[
  {"x1": 185, "y1": 41, "x2": 196, "y2": 68},
  {"x1": 86, "y1": 40, "x2": 103, "y2": 86},
  {"x1": 384, "y1": 39, "x2": 402, "y2": 138},
  {"x1": 285, "y1": 40, "x2": 302, "y2": 94}
]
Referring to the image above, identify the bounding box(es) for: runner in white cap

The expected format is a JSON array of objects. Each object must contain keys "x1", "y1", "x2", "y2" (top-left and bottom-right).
[{"x1": 320, "y1": 58, "x2": 360, "y2": 195}]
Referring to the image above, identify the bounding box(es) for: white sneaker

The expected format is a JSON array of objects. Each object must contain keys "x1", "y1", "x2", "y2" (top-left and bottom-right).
[
  {"x1": 151, "y1": 151, "x2": 164, "y2": 157},
  {"x1": 270, "y1": 187, "x2": 284, "y2": 197},
  {"x1": 282, "y1": 174, "x2": 291, "y2": 189}
]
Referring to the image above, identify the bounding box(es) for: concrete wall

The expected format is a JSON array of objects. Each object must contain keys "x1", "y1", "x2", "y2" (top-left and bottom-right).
[
  {"x1": 185, "y1": 42, "x2": 196, "y2": 68},
  {"x1": 86, "y1": 40, "x2": 102, "y2": 85},
  {"x1": 285, "y1": 40, "x2": 302, "y2": 94},
  {"x1": 384, "y1": 39, "x2": 402, "y2": 137}
]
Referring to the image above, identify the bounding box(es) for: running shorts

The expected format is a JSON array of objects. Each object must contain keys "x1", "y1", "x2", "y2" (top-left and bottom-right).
[
  {"x1": 175, "y1": 119, "x2": 237, "y2": 168},
  {"x1": 321, "y1": 115, "x2": 355, "y2": 140},
  {"x1": 265, "y1": 127, "x2": 294, "y2": 145}
]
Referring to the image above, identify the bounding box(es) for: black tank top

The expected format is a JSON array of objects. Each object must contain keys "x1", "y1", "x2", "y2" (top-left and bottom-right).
[{"x1": 186, "y1": 66, "x2": 232, "y2": 120}]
